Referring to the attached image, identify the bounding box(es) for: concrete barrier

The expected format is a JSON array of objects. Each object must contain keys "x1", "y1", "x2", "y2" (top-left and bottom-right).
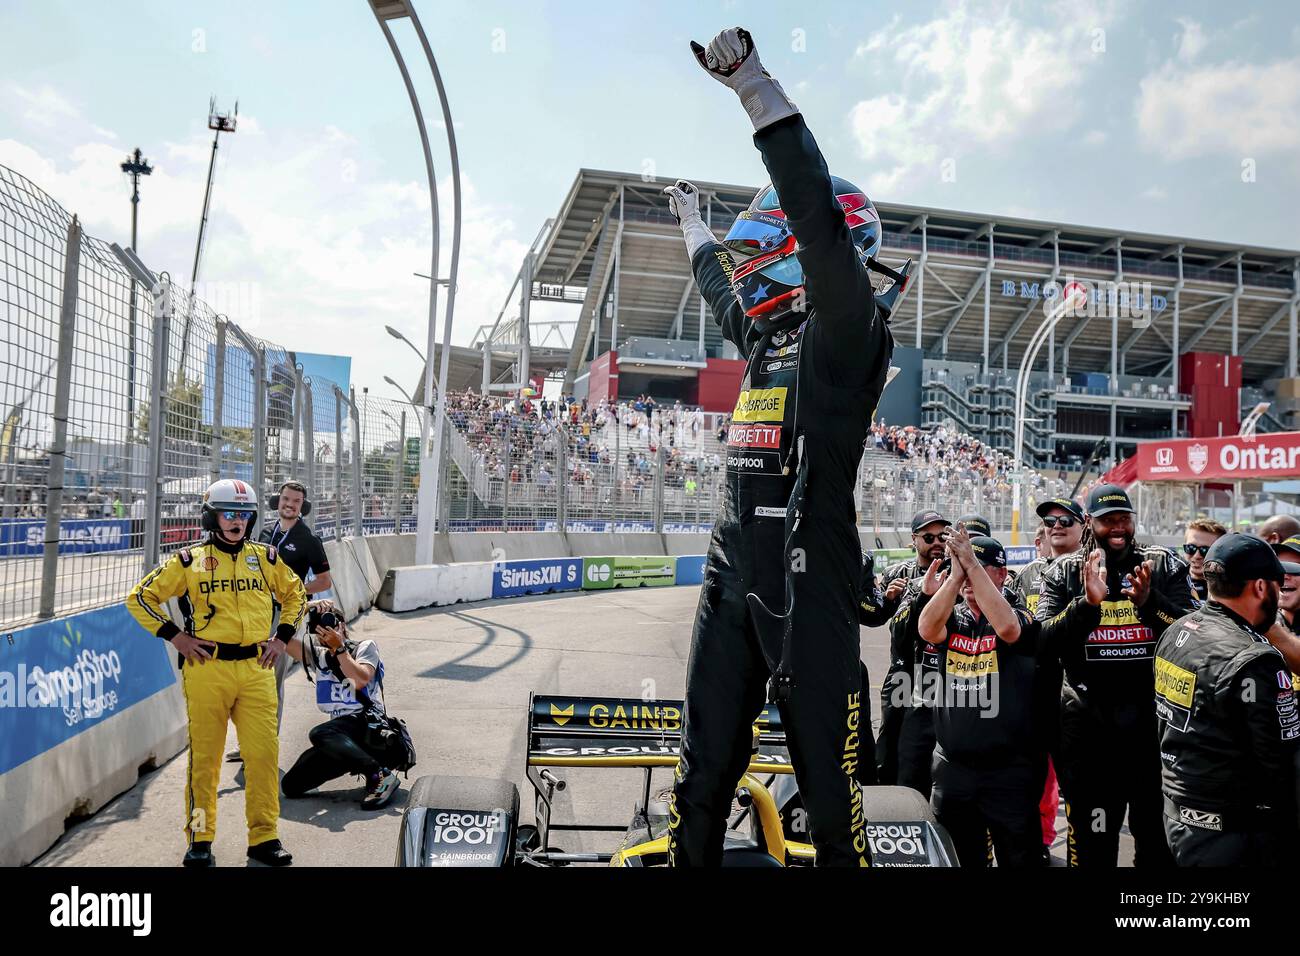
[
  {"x1": 379, "y1": 561, "x2": 495, "y2": 613},
  {"x1": 566, "y1": 532, "x2": 666, "y2": 556},
  {"x1": 324, "y1": 538, "x2": 366, "y2": 621},
  {"x1": 663, "y1": 533, "x2": 711, "y2": 555},
  {"x1": 447, "y1": 532, "x2": 499, "y2": 564},
  {"x1": 0, "y1": 683, "x2": 186, "y2": 866},
  {"x1": 485, "y1": 532, "x2": 569, "y2": 561},
  {"x1": 366, "y1": 534, "x2": 416, "y2": 579},
  {"x1": 347, "y1": 536, "x2": 383, "y2": 605}
]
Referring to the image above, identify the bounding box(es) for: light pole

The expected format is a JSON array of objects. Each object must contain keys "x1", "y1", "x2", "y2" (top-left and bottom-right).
[
  {"x1": 385, "y1": 324, "x2": 441, "y2": 393},
  {"x1": 120, "y1": 148, "x2": 153, "y2": 436},
  {"x1": 369, "y1": 0, "x2": 462, "y2": 566},
  {"x1": 1011, "y1": 287, "x2": 1087, "y2": 541}
]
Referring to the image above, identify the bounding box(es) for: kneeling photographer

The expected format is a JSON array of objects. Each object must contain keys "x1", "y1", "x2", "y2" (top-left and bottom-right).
[{"x1": 280, "y1": 601, "x2": 415, "y2": 810}]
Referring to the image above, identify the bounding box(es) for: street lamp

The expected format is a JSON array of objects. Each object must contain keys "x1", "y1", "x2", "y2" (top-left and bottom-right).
[
  {"x1": 383, "y1": 375, "x2": 425, "y2": 429},
  {"x1": 369, "y1": 0, "x2": 463, "y2": 566},
  {"x1": 384, "y1": 324, "x2": 441, "y2": 394},
  {"x1": 1011, "y1": 287, "x2": 1088, "y2": 542}
]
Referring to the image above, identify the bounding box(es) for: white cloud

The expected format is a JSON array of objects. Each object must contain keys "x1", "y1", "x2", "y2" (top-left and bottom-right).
[
  {"x1": 1175, "y1": 18, "x2": 1207, "y2": 62},
  {"x1": 1136, "y1": 57, "x2": 1300, "y2": 159},
  {"x1": 7, "y1": 84, "x2": 81, "y2": 128},
  {"x1": 846, "y1": 0, "x2": 1122, "y2": 195},
  {"x1": 0, "y1": 111, "x2": 551, "y2": 399},
  {"x1": 1141, "y1": 185, "x2": 1167, "y2": 200},
  {"x1": 1084, "y1": 129, "x2": 1108, "y2": 146}
]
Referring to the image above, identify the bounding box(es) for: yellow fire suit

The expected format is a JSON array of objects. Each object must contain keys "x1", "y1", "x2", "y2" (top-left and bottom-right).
[{"x1": 128, "y1": 538, "x2": 306, "y2": 848}]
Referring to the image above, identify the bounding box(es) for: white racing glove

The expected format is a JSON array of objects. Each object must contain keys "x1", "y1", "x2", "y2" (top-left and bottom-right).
[
  {"x1": 663, "y1": 180, "x2": 715, "y2": 259},
  {"x1": 690, "y1": 27, "x2": 799, "y2": 131}
]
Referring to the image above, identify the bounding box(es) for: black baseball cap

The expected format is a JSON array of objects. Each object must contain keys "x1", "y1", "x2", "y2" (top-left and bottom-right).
[
  {"x1": 956, "y1": 513, "x2": 991, "y2": 537},
  {"x1": 1203, "y1": 533, "x2": 1285, "y2": 584},
  {"x1": 1087, "y1": 484, "x2": 1135, "y2": 517},
  {"x1": 911, "y1": 510, "x2": 951, "y2": 534},
  {"x1": 969, "y1": 536, "x2": 1006, "y2": 568},
  {"x1": 1273, "y1": 535, "x2": 1300, "y2": 561},
  {"x1": 1035, "y1": 497, "x2": 1084, "y2": 521}
]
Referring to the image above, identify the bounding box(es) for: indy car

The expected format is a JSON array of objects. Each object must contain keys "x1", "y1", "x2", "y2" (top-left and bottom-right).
[{"x1": 396, "y1": 693, "x2": 958, "y2": 867}]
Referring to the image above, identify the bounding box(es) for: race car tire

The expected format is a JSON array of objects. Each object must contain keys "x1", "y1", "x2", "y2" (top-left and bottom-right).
[{"x1": 396, "y1": 774, "x2": 520, "y2": 867}]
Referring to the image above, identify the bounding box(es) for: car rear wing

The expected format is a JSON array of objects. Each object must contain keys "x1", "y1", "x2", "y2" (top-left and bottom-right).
[{"x1": 527, "y1": 693, "x2": 792, "y2": 773}]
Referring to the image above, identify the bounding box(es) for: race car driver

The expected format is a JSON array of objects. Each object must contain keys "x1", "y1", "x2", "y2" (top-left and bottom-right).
[
  {"x1": 1155, "y1": 534, "x2": 1300, "y2": 865},
  {"x1": 917, "y1": 530, "x2": 1045, "y2": 867},
  {"x1": 875, "y1": 510, "x2": 949, "y2": 787},
  {"x1": 1035, "y1": 483, "x2": 1195, "y2": 867},
  {"x1": 1278, "y1": 536, "x2": 1300, "y2": 631},
  {"x1": 1012, "y1": 496, "x2": 1084, "y2": 857},
  {"x1": 127, "y1": 479, "x2": 306, "y2": 867},
  {"x1": 661, "y1": 27, "x2": 903, "y2": 866}
]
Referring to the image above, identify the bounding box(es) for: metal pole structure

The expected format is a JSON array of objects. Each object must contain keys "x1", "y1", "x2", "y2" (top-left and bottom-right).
[
  {"x1": 291, "y1": 364, "x2": 303, "y2": 476},
  {"x1": 180, "y1": 99, "x2": 237, "y2": 376},
  {"x1": 502, "y1": 425, "x2": 511, "y2": 532},
  {"x1": 370, "y1": 0, "x2": 441, "y2": 553},
  {"x1": 350, "y1": 387, "x2": 364, "y2": 537},
  {"x1": 1011, "y1": 292, "x2": 1080, "y2": 543},
  {"x1": 226, "y1": 322, "x2": 267, "y2": 508},
  {"x1": 120, "y1": 148, "x2": 152, "y2": 437},
  {"x1": 520, "y1": 251, "x2": 532, "y2": 393},
  {"x1": 1172, "y1": 247, "x2": 1184, "y2": 394},
  {"x1": 38, "y1": 217, "x2": 83, "y2": 618},
  {"x1": 557, "y1": 435, "x2": 567, "y2": 532},
  {"x1": 303, "y1": 380, "x2": 316, "y2": 496},
  {"x1": 210, "y1": 319, "x2": 226, "y2": 483},
  {"x1": 654, "y1": 446, "x2": 665, "y2": 534},
  {"x1": 982, "y1": 228, "x2": 993, "y2": 375},
  {"x1": 334, "y1": 388, "x2": 345, "y2": 538},
  {"x1": 394, "y1": 409, "x2": 406, "y2": 526},
  {"x1": 1290, "y1": 261, "x2": 1299, "y2": 380},
  {"x1": 612, "y1": 184, "x2": 624, "y2": 355},
  {"x1": 410, "y1": 4, "x2": 462, "y2": 556},
  {"x1": 916, "y1": 217, "x2": 927, "y2": 350}
]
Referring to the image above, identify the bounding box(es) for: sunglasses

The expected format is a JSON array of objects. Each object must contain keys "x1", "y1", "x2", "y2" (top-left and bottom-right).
[
  {"x1": 1182, "y1": 543, "x2": 1211, "y2": 557},
  {"x1": 914, "y1": 532, "x2": 947, "y2": 544},
  {"x1": 1042, "y1": 515, "x2": 1077, "y2": 529},
  {"x1": 220, "y1": 511, "x2": 254, "y2": 522}
]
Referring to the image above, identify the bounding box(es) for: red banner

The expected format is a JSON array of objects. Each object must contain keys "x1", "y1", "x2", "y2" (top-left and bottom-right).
[{"x1": 1136, "y1": 432, "x2": 1300, "y2": 482}]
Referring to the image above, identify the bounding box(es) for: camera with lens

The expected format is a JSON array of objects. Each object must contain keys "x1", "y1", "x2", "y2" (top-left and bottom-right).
[{"x1": 309, "y1": 606, "x2": 340, "y2": 632}]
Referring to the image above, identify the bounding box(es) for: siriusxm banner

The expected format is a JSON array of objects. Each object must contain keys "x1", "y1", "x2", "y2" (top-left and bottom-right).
[
  {"x1": 0, "y1": 518, "x2": 131, "y2": 558},
  {"x1": 0, "y1": 604, "x2": 179, "y2": 775},
  {"x1": 1005, "y1": 545, "x2": 1038, "y2": 568},
  {"x1": 492, "y1": 558, "x2": 584, "y2": 599},
  {"x1": 674, "y1": 555, "x2": 707, "y2": 586}
]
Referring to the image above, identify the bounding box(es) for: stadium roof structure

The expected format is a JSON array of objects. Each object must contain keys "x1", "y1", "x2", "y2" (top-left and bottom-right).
[{"x1": 480, "y1": 168, "x2": 1300, "y2": 391}]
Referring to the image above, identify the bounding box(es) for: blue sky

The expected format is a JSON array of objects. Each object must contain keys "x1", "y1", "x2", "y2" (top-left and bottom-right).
[{"x1": 2, "y1": 0, "x2": 1297, "y2": 397}]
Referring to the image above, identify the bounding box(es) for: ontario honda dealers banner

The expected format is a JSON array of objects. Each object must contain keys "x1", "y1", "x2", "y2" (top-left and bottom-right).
[{"x1": 1137, "y1": 432, "x2": 1300, "y2": 482}]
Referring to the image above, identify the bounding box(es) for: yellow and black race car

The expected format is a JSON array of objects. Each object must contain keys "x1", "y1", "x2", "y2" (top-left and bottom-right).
[{"x1": 396, "y1": 693, "x2": 958, "y2": 867}]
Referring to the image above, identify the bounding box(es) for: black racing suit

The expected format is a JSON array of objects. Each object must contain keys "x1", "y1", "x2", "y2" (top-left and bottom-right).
[
  {"x1": 1155, "y1": 603, "x2": 1299, "y2": 866},
  {"x1": 854, "y1": 551, "x2": 890, "y2": 786},
  {"x1": 1011, "y1": 555, "x2": 1064, "y2": 814},
  {"x1": 1035, "y1": 543, "x2": 1194, "y2": 867},
  {"x1": 873, "y1": 556, "x2": 928, "y2": 785},
  {"x1": 925, "y1": 594, "x2": 1045, "y2": 868},
  {"x1": 888, "y1": 580, "x2": 940, "y2": 798},
  {"x1": 667, "y1": 114, "x2": 893, "y2": 867}
]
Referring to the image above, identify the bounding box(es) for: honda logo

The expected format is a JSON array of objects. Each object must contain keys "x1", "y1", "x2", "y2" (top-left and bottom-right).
[{"x1": 1156, "y1": 447, "x2": 1173, "y2": 467}]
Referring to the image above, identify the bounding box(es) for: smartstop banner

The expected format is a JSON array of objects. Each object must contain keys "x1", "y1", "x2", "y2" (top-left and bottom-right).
[
  {"x1": 581, "y1": 556, "x2": 677, "y2": 590},
  {"x1": 0, "y1": 604, "x2": 179, "y2": 774}
]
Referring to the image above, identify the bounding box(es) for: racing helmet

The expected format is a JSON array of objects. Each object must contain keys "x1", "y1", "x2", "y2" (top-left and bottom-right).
[
  {"x1": 200, "y1": 477, "x2": 259, "y2": 539},
  {"x1": 724, "y1": 177, "x2": 882, "y2": 331}
]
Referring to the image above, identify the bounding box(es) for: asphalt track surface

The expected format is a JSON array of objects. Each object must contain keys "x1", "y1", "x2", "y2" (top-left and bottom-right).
[{"x1": 36, "y1": 585, "x2": 1133, "y2": 867}]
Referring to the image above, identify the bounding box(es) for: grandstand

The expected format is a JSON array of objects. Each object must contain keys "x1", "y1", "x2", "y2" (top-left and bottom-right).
[{"x1": 433, "y1": 169, "x2": 1300, "y2": 477}]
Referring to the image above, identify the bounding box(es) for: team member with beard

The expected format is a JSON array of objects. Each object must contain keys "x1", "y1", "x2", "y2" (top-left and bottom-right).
[
  {"x1": 1181, "y1": 517, "x2": 1227, "y2": 603},
  {"x1": 875, "y1": 511, "x2": 949, "y2": 790},
  {"x1": 1035, "y1": 483, "x2": 1195, "y2": 867},
  {"x1": 661, "y1": 27, "x2": 904, "y2": 866},
  {"x1": 917, "y1": 529, "x2": 1045, "y2": 867},
  {"x1": 1154, "y1": 534, "x2": 1299, "y2": 865},
  {"x1": 1013, "y1": 496, "x2": 1084, "y2": 860}
]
